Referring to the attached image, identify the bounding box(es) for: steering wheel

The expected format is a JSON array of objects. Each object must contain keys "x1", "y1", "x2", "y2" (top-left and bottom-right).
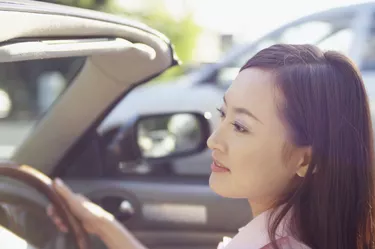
[{"x1": 0, "y1": 161, "x2": 90, "y2": 249}]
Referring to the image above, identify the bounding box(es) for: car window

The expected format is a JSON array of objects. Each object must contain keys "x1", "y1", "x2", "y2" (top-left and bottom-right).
[
  {"x1": 96, "y1": 14, "x2": 357, "y2": 178},
  {"x1": 361, "y1": 12, "x2": 375, "y2": 71},
  {"x1": 0, "y1": 57, "x2": 85, "y2": 158},
  {"x1": 217, "y1": 14, "x2": 355, "y2": 87}
]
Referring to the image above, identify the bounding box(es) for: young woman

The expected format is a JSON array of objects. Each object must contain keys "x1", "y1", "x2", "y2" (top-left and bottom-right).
[{"x1": 48, "y1": 44, "x2": 375, "y2": 249}]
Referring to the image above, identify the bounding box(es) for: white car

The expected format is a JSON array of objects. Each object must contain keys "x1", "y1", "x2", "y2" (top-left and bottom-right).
[{"x1": 99, "y1": 1, "x2": 375, "y2": 176}]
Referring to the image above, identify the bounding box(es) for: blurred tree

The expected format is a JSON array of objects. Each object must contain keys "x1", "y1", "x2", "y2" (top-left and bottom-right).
[
  {"x1": 40, "y1": 0, "x2": 108, "y2": 10},
  {"x1": 105, "y1": 1, "x2": 202, "y2": 80},
  {"x1": 38, "y1": 0, "x2": 202, "y2": 80}
]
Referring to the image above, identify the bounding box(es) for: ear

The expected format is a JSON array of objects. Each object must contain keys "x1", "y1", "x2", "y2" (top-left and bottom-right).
[{"x1": 296, "y1": 146, "x2": 313, "y2": 177}]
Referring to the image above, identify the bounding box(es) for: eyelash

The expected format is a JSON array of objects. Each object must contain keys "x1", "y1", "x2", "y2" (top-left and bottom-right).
[
  {"x1": 216, "y1": 107, "x2": 249, "y2": 134},
  {"x1": 216, "y1": 107, "x2": 225, "y2": 119}
]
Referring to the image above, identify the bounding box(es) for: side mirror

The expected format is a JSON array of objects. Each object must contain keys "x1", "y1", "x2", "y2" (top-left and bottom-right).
[
  {"x1": 107, "y1": 112, "x2": 210, "y2": 164},
  {"x1": 136, "y1": 112, "x2": 210, "y2": 159}
]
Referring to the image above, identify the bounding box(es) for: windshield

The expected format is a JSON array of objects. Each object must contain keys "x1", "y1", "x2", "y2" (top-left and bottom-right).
[{"x1": 0, "y1": 57, "x2": 85, "y2": 158}]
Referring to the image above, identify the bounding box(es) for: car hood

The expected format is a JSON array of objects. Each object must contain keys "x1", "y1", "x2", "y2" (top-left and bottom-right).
[
  {"x1": 98, "y1": 78, "x2": 224, "y2": 134},
  {"x1": 99, "y1": 80, "x2": 193, "y2": 132}
]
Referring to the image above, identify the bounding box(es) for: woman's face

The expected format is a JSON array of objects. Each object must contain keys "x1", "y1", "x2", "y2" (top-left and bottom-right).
[{"x1": 207, "y1": 68, "x2": 307, "y2": 212}]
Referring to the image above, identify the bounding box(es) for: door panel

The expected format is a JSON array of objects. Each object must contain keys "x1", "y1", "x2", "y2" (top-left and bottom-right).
[{"x1": 66, "y1": 179, "x2": 250, "y2": 249}]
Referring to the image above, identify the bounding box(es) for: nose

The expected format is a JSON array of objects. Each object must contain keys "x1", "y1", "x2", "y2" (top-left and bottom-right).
[{"x1": 207, "y1": 127, "x2": 226, "y2": 153}]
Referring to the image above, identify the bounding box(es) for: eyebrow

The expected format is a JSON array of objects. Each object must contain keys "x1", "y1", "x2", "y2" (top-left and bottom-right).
[{"x1": 223, "y1": 96, "x2": 262, "y2": 123}]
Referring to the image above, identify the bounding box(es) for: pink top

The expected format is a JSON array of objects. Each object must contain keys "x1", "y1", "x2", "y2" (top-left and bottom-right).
[{"x1": 217, "y1": 209, "x2": 310, "y2": 249}]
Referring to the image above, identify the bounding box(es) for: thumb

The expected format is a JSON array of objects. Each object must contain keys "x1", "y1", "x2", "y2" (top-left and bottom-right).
[
  {"x1": 53, "y1": 178, "x2": 90, "y2": 221},
  {"x1": 52, "y1": 178, "x2": 114, "y2": 223},
  {"x1": 53, "y1": 178, "x2": 80, "y2": 208}
]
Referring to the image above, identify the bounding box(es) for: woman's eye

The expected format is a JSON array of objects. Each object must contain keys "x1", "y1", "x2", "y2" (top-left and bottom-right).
[
  {"x1": 216, "y1": 108, "x2": 249, "y2": 133},
  {"x1": 232, "y1": 122, "x2": 249, "y2": 133},
  {"x1": 216, "y1": 107, "x2": 225, "y2": 118}
]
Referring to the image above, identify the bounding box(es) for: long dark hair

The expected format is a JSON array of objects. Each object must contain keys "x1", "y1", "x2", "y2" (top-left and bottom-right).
[{"x1": 240, "y1": 44, "x2": 375, "y2": 249}]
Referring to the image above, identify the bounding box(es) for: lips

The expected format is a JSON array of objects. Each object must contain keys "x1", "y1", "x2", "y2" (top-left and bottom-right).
[
  {"x1": 214, "y1": 160, "x2": 227, "y2": 168},
  {"x1": 211, "y1": 158, "x2": 230, "y2": 173}
]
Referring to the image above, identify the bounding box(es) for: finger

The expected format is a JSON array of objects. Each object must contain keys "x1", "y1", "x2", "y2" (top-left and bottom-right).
[
  {"x1": 47, "y1": 205, "x2": 61, "y2": 221},
  {"x1": 59, "y1": 225, "x2": 68, "y2": 233},
  {"x1": 51, "y1": 213, "x2": 64, "y2": 225},
  {"x1": 53, "y1": 178, "x2": 83, "y2": 211},
  {"x1": 51, "y1": 213, "x2": 69, "y2": 231},
  {"x1": 75, "y1": 194, "x2": 89, "y2": 203},
  {"x1": 54, "y1": 218, "x2": 69, "y2": 233},
  {"x1": 53, "y1": 179, "x2": 89, "y2": 219},
  {"x1": 47, "y1": 205, "x2": 64, "y2": 222},
  {"x1": 53, "y1": 178, "x2": 75, "y2": 201},
  {"x1": 52, "y1": 216, "x2": 63, "y2": 224},
  {"x1": 48, "y1": 211, "x2": 69, "y2": 233},
  {"x1": 55, "y1": 223, "x2": 68, "y2": 233},
  {"x1": 46, "y1": 205, "x2": 53, "y2": 216}
]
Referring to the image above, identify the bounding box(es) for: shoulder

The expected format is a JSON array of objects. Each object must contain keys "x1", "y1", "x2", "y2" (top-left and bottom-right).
[
  {"x1": 217, "y1": 236, "x2": 232, "y2": 249},
  {"x1": 260, "y1": 236, "x2": 311, "y2": 249}
]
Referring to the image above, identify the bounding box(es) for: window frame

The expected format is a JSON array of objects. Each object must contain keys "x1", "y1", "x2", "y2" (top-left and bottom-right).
[{"x1": 214, "y1": 9, "x2": 360, "y2": 89}]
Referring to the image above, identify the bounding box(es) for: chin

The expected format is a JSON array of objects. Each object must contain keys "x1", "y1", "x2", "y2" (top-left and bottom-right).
[{"x1": 209, "y1": 172, "x2": 244, "y2": 199}]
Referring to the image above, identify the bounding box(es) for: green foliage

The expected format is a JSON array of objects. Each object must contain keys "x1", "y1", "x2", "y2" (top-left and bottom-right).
[
  {"x1": 105, "y1": 2, "x2": 202, "y2": 80},
  {"x1": 44, "y1": 0, "x2": 108, "y2": 9},
  {"x1": 124, "y1": 10, "x2": 201, "y2": 63}
]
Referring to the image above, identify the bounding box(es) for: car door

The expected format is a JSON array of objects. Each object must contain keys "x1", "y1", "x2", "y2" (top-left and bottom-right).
[{"x1": 0, "y1": 1, "x2": 188, "y2": 249}]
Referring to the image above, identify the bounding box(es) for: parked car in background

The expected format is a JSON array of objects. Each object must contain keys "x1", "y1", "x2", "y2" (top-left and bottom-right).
[
  {"x1": 97, "y1": 2, "x2": 375, "y2": 178},
  {"x1": 2, "y1": 2, "x2": 375, "y2": 249}
]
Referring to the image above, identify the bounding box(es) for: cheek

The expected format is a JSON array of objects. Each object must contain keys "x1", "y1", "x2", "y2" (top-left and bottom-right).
[
  {"x1": 236, "y1": 138, "x2": 289, "y2": 194},
  {"x1": 210, "y1": 133, "x2": 293, "y2": 200}
]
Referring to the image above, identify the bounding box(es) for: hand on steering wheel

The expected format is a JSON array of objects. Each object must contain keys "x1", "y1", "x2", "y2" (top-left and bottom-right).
[
  {"x1": 47, "y1": 178, "x2": 114, "y2": 235},
  {"x1": 0, "y1": 162, "x2": 91, "y2": 249}
]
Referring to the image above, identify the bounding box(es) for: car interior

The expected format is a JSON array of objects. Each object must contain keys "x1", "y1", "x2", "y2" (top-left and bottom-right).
[{"x1": 0, "y1": 1, "x2": 185, "y2": 249}]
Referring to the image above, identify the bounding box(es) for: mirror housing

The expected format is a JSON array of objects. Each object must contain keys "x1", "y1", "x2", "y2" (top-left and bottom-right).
[{"x1": 107, "y1": 112, "x2": 211, "y2": 164}]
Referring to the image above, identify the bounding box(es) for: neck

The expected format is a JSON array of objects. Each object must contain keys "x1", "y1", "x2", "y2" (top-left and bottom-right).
[{"x1": 248, "y1": 199, "x2": 275, "y2": 217}]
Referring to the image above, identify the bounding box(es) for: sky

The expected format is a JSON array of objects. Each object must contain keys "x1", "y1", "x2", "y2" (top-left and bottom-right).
[
  {"x1": 119, "y1": 0, "x2": 372, "y2": 40},
  {"x1": 186, "y1": 0, "x2": 371, "y2": 39}
]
